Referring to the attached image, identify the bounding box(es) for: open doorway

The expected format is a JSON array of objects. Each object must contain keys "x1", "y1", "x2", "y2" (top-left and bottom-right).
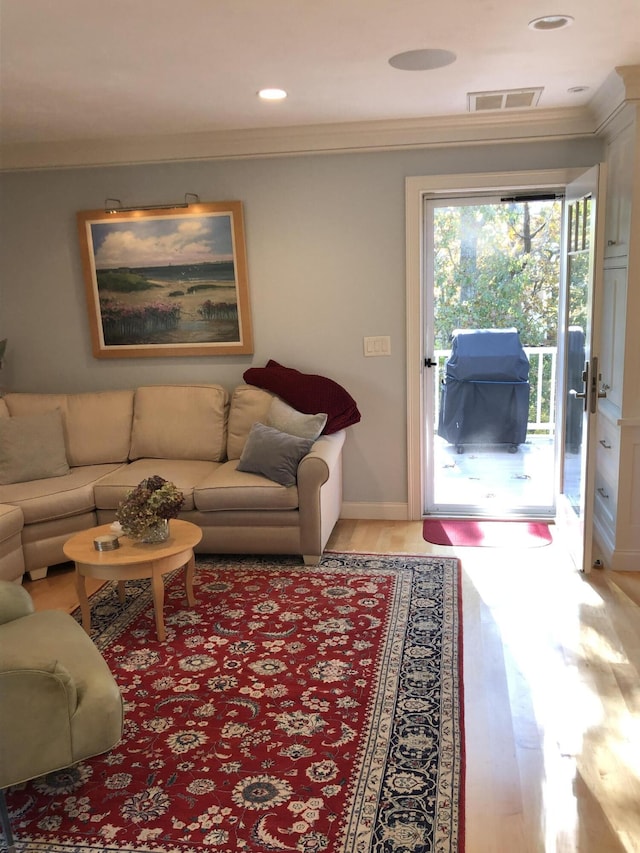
[
  {"x1": 406, "y1": 167, "x2": 602, "y2": 570},
  {"x1": 424, "y1": 193, "x2": 562, "y2": 517}
]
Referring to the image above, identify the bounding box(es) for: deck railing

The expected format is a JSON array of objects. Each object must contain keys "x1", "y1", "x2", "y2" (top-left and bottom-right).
[{"x1": 433, "y1": 346, "x2": 557, "y2": 436}]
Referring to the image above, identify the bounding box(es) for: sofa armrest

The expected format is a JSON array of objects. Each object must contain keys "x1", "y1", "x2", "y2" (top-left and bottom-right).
[
  {"x1": 0, "y1": 608, "x2": 123, "y2": 789},
  {"x1": 0, "y1": 660, "x2": 78, "y2": 788},
  {"x1": 296, "y1": 430, "x2": 345, "y2": 563},
  {"x1": 0, "y1": 579, "x2": 34, "y2": 625},
  {"x1": 0, "y1": 657, "x2": 78, "y2": 716}
]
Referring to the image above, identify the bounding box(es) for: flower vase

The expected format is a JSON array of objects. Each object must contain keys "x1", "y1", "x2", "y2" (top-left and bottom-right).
[{"x1": 138, "y1": 518, "x2": 170, "y2": 543}]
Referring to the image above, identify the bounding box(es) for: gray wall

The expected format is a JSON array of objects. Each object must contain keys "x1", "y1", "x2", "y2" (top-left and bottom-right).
[{"x1": 0, "y1": 138, "x2": 603, "y2": 511}]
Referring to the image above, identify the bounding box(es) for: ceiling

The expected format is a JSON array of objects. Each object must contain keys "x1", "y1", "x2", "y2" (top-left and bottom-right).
[{"x1": 1, "y1": 0, "x2": 639, "y2": 168}]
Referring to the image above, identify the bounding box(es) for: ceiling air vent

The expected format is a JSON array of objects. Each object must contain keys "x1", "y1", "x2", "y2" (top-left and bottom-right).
[{"x1": 468, "y1": 87, "x2": 543, "y2": 112}]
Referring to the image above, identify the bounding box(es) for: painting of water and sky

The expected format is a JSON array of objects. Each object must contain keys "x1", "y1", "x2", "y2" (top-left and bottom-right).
[{"x1": 77, "y1": 202, "x2": 253, "y2": 357}]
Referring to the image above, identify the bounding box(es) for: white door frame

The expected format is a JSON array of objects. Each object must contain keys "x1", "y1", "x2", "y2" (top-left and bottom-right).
[{"x1": 405, "y1": 168, "x2": 584, "y2": 521}]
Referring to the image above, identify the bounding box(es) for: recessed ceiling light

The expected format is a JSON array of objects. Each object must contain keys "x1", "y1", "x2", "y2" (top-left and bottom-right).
[
  {"x1": 388, "y1": 48, "x2": 457, "y2": 71},
  {"x1": 528, "y1": 14, "x2": 574, "y2": 30},
  {"x1": 258, "y1": 88, "x2": 287, "y2": 101}
]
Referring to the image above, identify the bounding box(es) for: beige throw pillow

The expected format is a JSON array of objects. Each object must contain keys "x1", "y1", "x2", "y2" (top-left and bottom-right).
[
  {"x1": 0, "y1": 410, "x2": 70, "y2": 485},
  {"x1": 266, "y1": 397, "x2": 327, "y2": 440}
]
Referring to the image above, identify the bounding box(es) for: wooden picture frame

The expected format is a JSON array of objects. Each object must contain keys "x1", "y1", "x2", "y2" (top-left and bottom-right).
[{"x1": 77, "y1": 201, "x2": 253, "y2": 358}]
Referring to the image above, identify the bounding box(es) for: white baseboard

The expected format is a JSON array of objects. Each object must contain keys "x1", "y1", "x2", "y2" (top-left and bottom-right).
[{"x1": 340, "y1": 502, "x2": 409, "y2": 521}]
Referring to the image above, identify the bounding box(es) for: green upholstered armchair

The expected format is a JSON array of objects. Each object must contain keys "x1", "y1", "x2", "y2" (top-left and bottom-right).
[{"x1": 0, "y1": 581, "x2": 123, "y2": 851}]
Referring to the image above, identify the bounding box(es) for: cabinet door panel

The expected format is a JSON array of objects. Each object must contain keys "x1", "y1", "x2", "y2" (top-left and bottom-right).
[
  {"x1": 604, "y1": 121, "x2": 633, "y2": 258},
  {"x1": 596, "y1": 415, "x2": 620, "y2": 488},
  {"x1": 599, "y1": 266, "x2": 626, "y2": 413},
  {"x1": 594, "y1": 469, "x2": 617, "y2": 533}
]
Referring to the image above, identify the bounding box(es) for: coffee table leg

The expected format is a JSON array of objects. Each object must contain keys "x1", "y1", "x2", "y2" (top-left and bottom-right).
[
  {"x1": 151, "y1": 570, "x2": 166, "y2": 642},
  {"x1": 75, "y1": 566, "x2": 92, "y2": 635},
  {"x1": 185, "y1": 550, "x2": 196, "y2": 607}
]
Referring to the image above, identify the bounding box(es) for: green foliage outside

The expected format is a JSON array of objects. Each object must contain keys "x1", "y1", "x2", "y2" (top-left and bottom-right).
[
  {"x1": 433, "y1": 201, "x2": 569, "y2": 349},
  {"x1": 433, "y1": 200, "x2": 589, "y2": 430}
]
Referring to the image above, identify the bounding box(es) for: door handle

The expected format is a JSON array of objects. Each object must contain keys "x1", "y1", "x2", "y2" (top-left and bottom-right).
[
  {"x1": 590, "y1": 357, "x2": 601, "y2": 413},
  {"x1": 570, "y1": 360, "x2": 601, "y2": 413},
  {"x1": 569, "y1": 364, "x2": 589, "y2": 411},
  {"x1": 424, "y1": 357, "x2": 437, "y2": 368}
]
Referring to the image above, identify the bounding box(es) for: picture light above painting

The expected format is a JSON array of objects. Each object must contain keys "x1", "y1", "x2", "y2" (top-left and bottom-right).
[{"x1": 77, "y1": 201, "x2": 254, "y2": 358}]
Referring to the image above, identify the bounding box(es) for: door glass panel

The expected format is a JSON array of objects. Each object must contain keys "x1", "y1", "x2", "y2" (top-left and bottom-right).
[
  {"x1": 563, "y1": 199, "x2": 590, "y2": 511},
  {"x1": 427, "y1": 197, "x2": 561, "y2": 516}
]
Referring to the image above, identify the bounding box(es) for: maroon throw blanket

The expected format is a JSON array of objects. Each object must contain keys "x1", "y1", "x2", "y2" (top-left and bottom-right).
[{"x1": 243, "y1": 360, "x2": 361, "y2": 434}]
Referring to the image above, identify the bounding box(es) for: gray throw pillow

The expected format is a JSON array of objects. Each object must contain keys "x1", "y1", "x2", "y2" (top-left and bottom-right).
[
  {"x1": 237, "y1": 422, "x2": 314, "y2": 487},
  {"x1": 0, "y1": 410, "x2": 70, "y2": 485},
  {"x1": 266, "y1": 397, "x2": 328, "y2": 440}
]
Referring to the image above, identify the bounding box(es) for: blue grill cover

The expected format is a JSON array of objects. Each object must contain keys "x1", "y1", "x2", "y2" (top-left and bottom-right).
[
  {"x1": 444, "y1": 328, "x2": 530, "y2": 382},
  {"x1": 438, "y1": 328, "x2": 530, "y2": 449}
]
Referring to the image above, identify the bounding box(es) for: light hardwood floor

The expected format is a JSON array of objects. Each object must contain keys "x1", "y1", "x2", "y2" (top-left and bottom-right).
[{"x1": 23, "y1": 519, "x2": 640, "y2": 853}]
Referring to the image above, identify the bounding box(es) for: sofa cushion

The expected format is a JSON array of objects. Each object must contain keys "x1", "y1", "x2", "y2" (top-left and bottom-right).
[
  {"x1": 3, "y1": 393, "x2": 68, "y2": 420},
  {"x1": 0, "y1": 411, "x2": 70, "y2": 485},
  {"x1": 194, "y1": 461, "x2": 300, "y2": 512},
  {"x1": 129, "y1": 385, "x2": 229, "y2": 462},
  {"x1": 227, "y1": 384, "x2": 274, "y2": 460},
  {"x1": 3, "y1": 391, "x2": 134, "y2": 466},
  {"x1": 0, "y1": 464, "x2": 124, "y2": 525},
  {"x1": 66, "y1": 391, "x2": 134, "y2": 465},
  {"x1": 93, "y1": 459, "x2": 221, "y2": 512},
  {"x1": 237, "y1": 422, "x2": 314, "y2": 487},
  {"x1": 243, "y1": 360, "x2": 361, "y2": 433},
  {"x1": 266, "y1": 397, "x2": 327, "y2": 440}
]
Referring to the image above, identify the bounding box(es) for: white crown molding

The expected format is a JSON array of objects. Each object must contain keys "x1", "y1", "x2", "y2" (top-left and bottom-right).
[
  {"x1": 616, "y1": 64, "x2": 640, "y2": 101},
  {"x1": 590, "y1": 69, "x2": 627, "y2": 131},
  {"x1": 0, "y1": 106, "x2": 597, "y2": 172},
  {"x1": 591, "y1": 64, "x2": 640, "y2": 135}
]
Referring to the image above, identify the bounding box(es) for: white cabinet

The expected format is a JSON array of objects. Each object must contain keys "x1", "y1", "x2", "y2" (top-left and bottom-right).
[
  {"x1": 599, "y1": 265, "x2": 626, "y2": 415},
  {"x1": 592, "y1": 94, "x2": 640, "y2": 570},
  {"x1": 593, "y1": 417, "x2": 640, "y2": 571},
  {"x1": 593, "y1": 411, "x2": 619, "y2": 553},
  {"x1": 603, "y1": 120, "x2": 634, "y2": 259}
]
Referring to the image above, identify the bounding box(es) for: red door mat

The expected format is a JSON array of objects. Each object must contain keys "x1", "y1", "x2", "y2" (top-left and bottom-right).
[{"x1": 423, "y1": 518, "x2": 553, "y2": 547}]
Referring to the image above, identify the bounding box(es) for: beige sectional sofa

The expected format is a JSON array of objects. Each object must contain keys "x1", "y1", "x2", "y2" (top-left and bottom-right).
[{"x1": 0, "y1": 384, "x2": 345, "y2": 582}]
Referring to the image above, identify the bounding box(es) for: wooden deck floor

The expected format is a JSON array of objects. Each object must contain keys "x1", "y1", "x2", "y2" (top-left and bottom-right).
[{"x1": 431, "y1": 433, "x2": 578, "y2": 516}]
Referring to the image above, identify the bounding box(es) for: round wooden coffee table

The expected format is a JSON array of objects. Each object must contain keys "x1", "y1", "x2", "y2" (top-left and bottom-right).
[{"x1": 63, "y1": 519, "x2": 203, "y2": 642}]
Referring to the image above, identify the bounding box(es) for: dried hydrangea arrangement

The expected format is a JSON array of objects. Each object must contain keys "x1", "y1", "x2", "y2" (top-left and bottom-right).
[{"x1": 115, "y1": 475, "x2": 184, "y2": 539}]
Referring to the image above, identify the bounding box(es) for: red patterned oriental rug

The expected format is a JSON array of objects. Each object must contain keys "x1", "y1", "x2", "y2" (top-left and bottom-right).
[{"x1": 4, "y1": 552, "x2": 464, "y2": 853}]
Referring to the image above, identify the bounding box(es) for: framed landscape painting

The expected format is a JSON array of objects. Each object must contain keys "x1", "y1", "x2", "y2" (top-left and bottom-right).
[{"x1": 77, "y1": 201, "x2": 253, "y2": 358}]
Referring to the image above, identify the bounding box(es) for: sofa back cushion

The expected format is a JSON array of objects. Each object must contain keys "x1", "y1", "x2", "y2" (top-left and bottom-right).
[
  {"x1": 0, "y1": 410, "x2": 70, "y2": 484},
  {"x1": 227, "y1": 384, "x2": 274, "y2": 460},
  {"x1": 129, "y1": 385, "x2": 229, "y2": 462},
  {"x1": 67, "y1": 391, "x2": 134, "y2": 465},
  {"x1": 3, "y1": 391, "x2": 134, "y2": 466}
]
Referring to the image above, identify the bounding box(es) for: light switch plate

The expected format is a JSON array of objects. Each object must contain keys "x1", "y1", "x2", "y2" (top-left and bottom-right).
[{"x1": 364, "y1": 335, "x2": 391, "y2": 356}]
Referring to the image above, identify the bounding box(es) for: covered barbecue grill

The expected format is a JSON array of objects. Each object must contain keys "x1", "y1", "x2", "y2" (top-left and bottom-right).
[{"x1": 438, "y1": 328, "x2": 530, "y2": 453}]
